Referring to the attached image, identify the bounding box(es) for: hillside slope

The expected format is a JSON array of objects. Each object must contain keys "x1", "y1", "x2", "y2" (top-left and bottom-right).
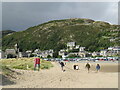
[
  {"x1": 2, "y1": 18, "x2": 120, "y2": 52},
  {"x1": 1, "y1": 30, "x2": 16, "y2": 37}
]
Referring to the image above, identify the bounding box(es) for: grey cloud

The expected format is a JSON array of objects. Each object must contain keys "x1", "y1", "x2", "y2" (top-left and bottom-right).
[{"x1": 2, "y1": 2, "x2": 118, "y2": 31}]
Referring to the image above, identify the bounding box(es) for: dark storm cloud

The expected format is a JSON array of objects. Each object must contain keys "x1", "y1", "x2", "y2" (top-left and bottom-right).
[{"x1": 2, "y1": 2, "x2": 118, "y2": 31}]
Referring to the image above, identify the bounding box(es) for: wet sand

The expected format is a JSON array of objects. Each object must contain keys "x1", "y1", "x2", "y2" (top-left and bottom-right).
[{"x1": 89, "y1": 63, "x2": 119, "y2": 73}]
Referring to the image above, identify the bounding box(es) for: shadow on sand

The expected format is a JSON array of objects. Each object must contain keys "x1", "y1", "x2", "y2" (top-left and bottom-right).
[
  {"x1": 0, "y1": 74, "x2": 16, "y2": 86},
  {"x1": 1, "y1": 67, "x2": 22, "y2": 86}
]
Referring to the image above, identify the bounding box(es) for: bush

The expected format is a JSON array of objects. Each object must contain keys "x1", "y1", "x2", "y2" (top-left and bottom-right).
[
  {"x1": 30, "y1": 54, "x2": 35, "y2": 57},
  {"x1": 57, "y1": 55, "x2": 62, "y2": 58},
  {"x1": 47, "y1": 55, "x2": 52, "y2": 58}
]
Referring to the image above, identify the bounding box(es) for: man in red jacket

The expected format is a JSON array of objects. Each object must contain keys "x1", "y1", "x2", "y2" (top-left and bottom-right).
[{"x1": 34, "y1": 57, "x2": 40, "y2": 71}]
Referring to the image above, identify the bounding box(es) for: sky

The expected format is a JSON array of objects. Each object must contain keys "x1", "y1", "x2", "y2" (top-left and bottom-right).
[{"x1": 2, "y1": 2, "x2": 118, "y2": 31}]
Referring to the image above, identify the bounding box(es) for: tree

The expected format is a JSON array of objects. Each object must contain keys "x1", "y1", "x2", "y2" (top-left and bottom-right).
[
  {"x1": 30, "y1": 54, "x2": 35, "y2": 57},
  {"x1": 47, "y1": 55, "x2": 52, "y2": 58},
  {"x1": 53, "y1": 51, "x2": 58, "y2": 58},
  {"x1": 57, "y1": 55, "x2": 62, "y2": 58}
]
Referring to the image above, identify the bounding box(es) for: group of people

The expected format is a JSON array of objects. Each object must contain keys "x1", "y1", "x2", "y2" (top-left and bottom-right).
[
  {"x1": 33, "y1": 57, "x2": 101, "y2": 73},
  {"x1": 85, "y1": 63, "x2": 100, "y2": 73},
  {"x1": 59, "y1": 61, "x2": 101, "y2": 73}
]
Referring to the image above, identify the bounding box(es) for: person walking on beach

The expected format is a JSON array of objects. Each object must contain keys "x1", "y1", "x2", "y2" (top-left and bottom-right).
[
  {"x1": 59, "y1": 61, "x2": 65, "y2": 72},
  {"x1": 96, "y1": 64, "x2": 100, "y2": 72},
  {"x1": 34, "y1": 57, "x2": 41, "y2": 71},
  {"x1": 85, "y1": 63, "x2": 91, "y2": 73}
]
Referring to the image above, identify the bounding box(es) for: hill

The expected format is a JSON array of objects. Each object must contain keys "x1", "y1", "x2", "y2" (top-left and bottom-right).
[
  {"x1": 1, "y1": 30, "x2": 16, "y2": 37},
  {"x1": 2, "y1": 18, "x2": 120, "y2": 52}
]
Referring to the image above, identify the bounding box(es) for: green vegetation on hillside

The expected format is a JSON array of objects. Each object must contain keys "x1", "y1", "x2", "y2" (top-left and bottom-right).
[
  {"x1": 1, "y1": 30, "x2": 15, "y2": 37},
  {"x1": 2, "y1": 18, "x2": 120, "y2": 52}
]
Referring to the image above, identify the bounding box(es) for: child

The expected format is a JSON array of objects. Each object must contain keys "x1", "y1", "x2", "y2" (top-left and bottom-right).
[{"x1": 96, "y1": 64, "x2": 100, "y2": 72}]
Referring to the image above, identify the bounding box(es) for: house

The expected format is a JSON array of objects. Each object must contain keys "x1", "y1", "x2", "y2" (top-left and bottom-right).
[
  {"x1": 5, "y1": 49, "x2": 16, "y2": 55},
  {"x1": 58, "y1": 49, "x2": 67, "y2": 58},
  {"x1": 18, "y1": 52, "x2": 28, "y2": 57},
  {"x1": 75, "y1": 45, "x2": 80, "y2": 49},
  {"x1": 107, "y1": 46, "x2": 120, "y2": 56},
  {"x1": 92, "y1": 52, "x2": 100, "y2": 57},
  {"x1": 79, "y1": 47, "x2": 85, "y2": 51},
  {"x1": 100, "y1": 49, "x2": 107, "y2": 56},
  {"x1": 32, "y1": 49, "x2": 54, "y2": 58},
  {"x1": 34, "y1": 49, "x2": 40, "y2": 52},
  {"x1": 78, "y1": 51, "x2": 87, "y2": 57},
  {"x1": 26, "y1": 50, "x2": 32, "y2": 53},
  {"x1": 5, "y1": 49, "x2": 16, "y2": 58},
  {"x1": 67, "y1": 42, "x2": 76, "y2": 50}
]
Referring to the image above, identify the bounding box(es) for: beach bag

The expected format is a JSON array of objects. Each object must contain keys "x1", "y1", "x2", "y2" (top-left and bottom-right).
[{"x1": 76, "y1": 65, "x2": 79, "y2": 70}]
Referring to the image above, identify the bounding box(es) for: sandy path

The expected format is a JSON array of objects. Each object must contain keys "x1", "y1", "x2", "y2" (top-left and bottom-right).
[{"x1": 2, "y1": 62, "x2": 118, "y2": 88}]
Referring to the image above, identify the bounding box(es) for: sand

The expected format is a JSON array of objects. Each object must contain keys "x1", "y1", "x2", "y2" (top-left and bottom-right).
[{"x1": 2, "y1": 61, "x2": 118, "y2": 88}]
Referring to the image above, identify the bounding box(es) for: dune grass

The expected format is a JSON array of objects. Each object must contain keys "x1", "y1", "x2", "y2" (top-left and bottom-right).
[{"x1": 1, "y1": 58, "x2": 53, "y2": 72}]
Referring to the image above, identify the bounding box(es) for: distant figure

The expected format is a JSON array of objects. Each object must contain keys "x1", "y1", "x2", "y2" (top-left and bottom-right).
[
  {"x1": 85, "y1": 63, "x2": 91, "y2": 73},
  {"x1": 73, "y1": 65, "x2": 79, "y2": 70},
  {"x1": 34, "y1": 57, "x2": 41, "y2": 71},
  {"x1": 96, "y1": 64, "x2": 100, "y2": 72},
  {"x1": 59, "y1": 61, "x2": 65, "y2": 72}
]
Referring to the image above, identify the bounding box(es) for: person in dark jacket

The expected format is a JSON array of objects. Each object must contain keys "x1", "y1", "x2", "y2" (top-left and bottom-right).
[
  {"x1": 59, "y1": 61, "x2": 65, "y2": 72},
  {"x1": 85, "y1": 63, "x2": 91, "y2": 73}
]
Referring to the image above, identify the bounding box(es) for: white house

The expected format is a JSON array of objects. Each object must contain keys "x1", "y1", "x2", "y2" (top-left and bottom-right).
[
  {"x1": 26, "y1": 50, "x2": 32, "y2": 53},
  {"x1": 58, "y1": 49, "x2": 66, "y2": 58},
  {"x1": 78, "y1": 51, "x2": 86, "y2": 57},
  {"x1": 75, "y1": 45, "x2": 80, "y2": 49},
  {"x1": 5, "y1": 49, "x2": 16, "y2": 55},
  {"x1": 67, "y1": 42, "x2": 76, "y2": 50},
  {"x1": 32, "y1": 49, "x2": 54, "y2": 58},
  {"x1": 79, "y1": 47, "x2": 85, "y2": 51},
  {"x1": 100, "y1": 50, "x2": 108, "y2": 56},
  {"x1": 92, "y1": 52, "x2": 100, "y2": 57}
]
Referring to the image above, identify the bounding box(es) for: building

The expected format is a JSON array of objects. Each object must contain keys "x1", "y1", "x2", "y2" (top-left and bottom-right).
[
  {"x1": 92, "y1": 52, "x2": 100, "y2": 57},
  {"x1": 34, "y1": 49, "x2": 40, "y2": 52},
  {"x1": 100, "y1": 46, "x2": 120, "y2": 57},
  {"x1": 100, "y1": 50, "x2": 107, "y2": 56},
  {"x1": 58, "y1": 49, "x2": 67, "y2": 58},
  {"x1": 18, "y1": 52, "x2": 28, "y2": 57},
  {"x1": 107, "y1": 46, "x2": 120, "y2": 56},
  {"x1": 26, "y1": 50, "x2": 32, "y2": 53},
  {"x1": 78, "y1": 51, "x2": 87, "y2": 57},
  {"x1": 5, "y1": 49, "x2": 16, "y2": 58},
  {"x1": 5, "y1": 49, "x2": 16, "y2": 55},
  {"x1": 75, "y1": 45, "x2": 80, "y2": 49},
  {"x1": 32, "y1": 49, "x2": 54, "y2": 58},
  {"x1": 67, "y1": 42, "x2": 76, "y2": 50},
  {"x1": 79, "y1": 47, "x2": 85, "y2": 51}
]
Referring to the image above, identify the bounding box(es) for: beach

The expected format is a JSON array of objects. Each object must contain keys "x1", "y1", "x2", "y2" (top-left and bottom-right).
[{"x1": 2, "y1": 61, "x2": 118, "y2": 88}]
